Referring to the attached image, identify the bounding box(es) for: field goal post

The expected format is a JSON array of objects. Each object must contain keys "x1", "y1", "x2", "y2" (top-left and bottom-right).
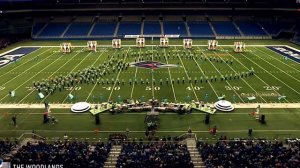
[
  {"x1": 183, "y1": 39, "x2": 193, "y2": 49},
  {"x1": 112, "y1": 39, "x2": 121, "y2": 49},
  {"x1": 208, "y1": 40, "x2": 218, "y2": 50},
  {"x1": 60, "y1": 42, "x2": 72, "y2": 53},
  {"x1": 87, "y1": 41, "x2": 97, "y2": 52},
  {"x1": 234, "y1": 42, "x2": 246, "y2": 53}
]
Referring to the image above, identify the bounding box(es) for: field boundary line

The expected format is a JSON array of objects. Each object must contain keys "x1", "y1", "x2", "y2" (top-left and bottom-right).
[
  {"x1": 216, "y1": 47, "x2": 267, "y2": 103},
  {"x1": 0, "y1": 46, "x2": 21, "y2": 56},
  {"x1": 85, "y1": 50, "x2": 116, "y2": 101},
  {"x1": 224, "y1": 47, "x2": 290, "y2": 103}
]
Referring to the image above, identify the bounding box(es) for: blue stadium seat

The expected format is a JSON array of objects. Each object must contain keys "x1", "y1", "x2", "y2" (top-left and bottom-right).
[
  {"x1": 39, "y1": 23, "x2": 69, "y2": 37},
  {"x1": 260, "y1": 21, "x2": 294, "y2": 35},
  {"x1": 212, "y1": 21, "x2": 241, "y2": 36},
  {"x1": 143, "y1": 21, "x2": 161, "y2": 35},
  {"x1": 118, "y1": 22, "x2": 141, "y2": 36},
  {"x1": 90, "y1": 23, "x2": 116, "y2": 36},
  {"x1": 188, "y1": 21, "x2": 214, "y2": 37},
  {"x1": 32, "y1": 23, "x2": 46, "y2": 36},
  {"x1": 64, "y1": 22, "x2": 92, "y2": 36},
  {"x1": 164, "y1": 21, "x2": 187, "y2": 35},
  {"x1": 236, "y1": 21, "x2": 266, "y2": 36}
]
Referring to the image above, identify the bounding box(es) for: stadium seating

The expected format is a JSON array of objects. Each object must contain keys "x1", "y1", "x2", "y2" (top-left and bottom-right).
[
  {"x1": 259, "y1": 21, "x2": 294, "y2": 35},
  {"x1": 90, "y1": 22, "x2": 117, "y2": 36},
  {"x1": 235, "y1": 21, "x2": 267, "y2": 36},
  {"x1": 143, "y1": 21, "x2": 161, "y2": 35},
  {"x1": 197, "y1": 140, "x2": 300, "y2": 168},
  {"x1": 9, "y1": 140, "x2": 112, "y2": 167},
  {"x1": 118, "y1": 22, "x2": 141, "y2": 36},
  {"x1": 39, "y1": 23, "x2": 69, "y2": 37},
  {"x1": 64, "y1": 22, "x2": 92, "y2": 37},
  {"x1": 116, "y1": 142, "x2": 193, "y2": 168},
  {"x1": 212, "y1": 21, "x2": 241, "y2": 36},
  {"x1": 163, "y1": 21, "x2": 187, "y2": 36},
  {"x1": 187, "y1": 21, "x2": 214, "y2": 37},
  {"x1": 32, "y1": 23, "x2": 46, "y2": 36},
  {"x1": 0, "y1": 139, "x2": 17, "y2": 157}
]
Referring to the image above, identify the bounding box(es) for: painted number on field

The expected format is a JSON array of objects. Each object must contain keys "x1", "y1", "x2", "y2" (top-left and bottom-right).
[
  {"x1": 263, "y1": 86, "x2": 280, "y2": 91},
  {"x1": 0, "y1": 87, "x2": 5, "y2": 90},
  {"x1": 146, "y1": 86, "x2": 160, "y2": 91},
  {"x1": 65, "y1": 86, "x2": 81, "y2": 91},
  {"x1": 225, "y1": 86, "x2": 241, "y2": 91},
  {"x1": 26, "y1": 86, "x2": 36, "y2": 91},
  {"x1": 186, "y1": 86, "x2": 202, "y2": 91},
  {"x1": 103, "y1": 86, "x2": 120, "y2": 91}
]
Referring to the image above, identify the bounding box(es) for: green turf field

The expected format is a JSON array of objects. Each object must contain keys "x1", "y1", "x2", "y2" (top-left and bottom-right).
[{"x1": 0, "y1": 39, "x2": 299, "y2": 140}]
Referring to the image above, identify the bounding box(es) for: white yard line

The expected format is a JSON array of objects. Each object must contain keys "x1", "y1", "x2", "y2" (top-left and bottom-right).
[
  {"x1": 85, "y1": 50, "x2": 116, "y2": 101},
  {"x1": 107, "y1": 47, "x2": 131, "y2": 101},
  {"x1": 258, "y1": 47, "x2": 300, "y2": 73},
  {"x1": 252, "y1": 49, "x2": 300, "y2": 83},
  {"x1": 225, "y1": 49, "x2": 290, "y2": 103},
  {"x1": 130, "y1": 48, "x2": 142, "y2": 98},
  {"x1": 175, "y1": 46, "x2": 199, "y2": 102},
  {"x1": 19, "y1": 48, "x2": 86, "y2": 103},
  {"x1": 241, "y1": 52, "x2": 300, "y2": 96},
  {"x1": 215, "y1": 48, "x2": 267, "y2": 103},
  {"x1": 163, "y1": 48, "x2": 177, "y2": 102},
  {"x1": 151, "y1": 45, "x2": 155, "y2": 98},
  {"x1": 0, "y1": 49, "x2": 56, "y2": 87},
  {"x1": 0, "y1": 47, "x2": 49, "y2": 76},
  {"x1": 201, "y1": 50, "x2": 245, "y2": 103}
]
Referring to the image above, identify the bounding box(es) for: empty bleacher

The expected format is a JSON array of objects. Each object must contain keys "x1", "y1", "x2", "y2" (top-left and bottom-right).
[
  {"x1": 235, "y1": 21, "x2": 267, "y2": 36},
  {"x1": 90, "y1": 22, "x2": 117, "y2": 36},
  {"x1": 212, "y1": 21, "x2": 241, "y2": 36},
  {"x1": 117, "y1": 22, "x2": 141, "y2": 36},
  {"x1": 64, "y1": 22, "x2": 92, "y2": 37},
  {"x1": 163, "y1": 21, "x2": 187, "y2": 36},
  {"x1": 187, "y1": 21, "x2": 214, "y2": 37},
  {"x1": 143, "y1": 21, "x2": 161, "y2": 35},
  {"x1": 260, "y1": 21, "x2": 294, "y2": 35},
  {"x1": 38, "y1": 23, "x2": 69, "y2": 37}
]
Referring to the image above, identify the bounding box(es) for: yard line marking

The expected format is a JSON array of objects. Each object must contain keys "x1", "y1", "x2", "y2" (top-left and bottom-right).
[
  {"x1": 175, "y1": 46, "x2": 199, "y2": 102},
  {"x1": 20, "y1": 48, "x2": 86, "y2": 103},
  {"x1": 0, "y1": 49, "x2": 56, "y2": 87},
  {"x1": 85, "y1": 50, "x2": 116, "y2": 102},
  {"x1": 191, "y1": 49, "x2": 219, "y2": 99},
  {"x1": 242, "y1": 52, "x2": 300, "y2": 96},
  {"x1": 252, "y1": 48, "x2": 300, "y2": 83},
  {"x1": 163, "y1": 48, "x2": 177, "y2": 102},
  {"x1": 215, "y1": 48, "x2": 267, "y2": 103},
  {"x1": 130, "y1": 48, "x2": 142, "y2": 99},
  {"x1": 200, "y1": 49, "x2": 244, "y2": 103},
  {"x1": 151, "y1": 45, "x2": 155, "y2": 98},
  {"x1": 107, "y1": 47, "x2": 131, "y2": 101},
  {"x1": 225, "y1": 48, "x2": 290, "y2": 103},
  {"x1": 0, "y1": 47, "x2": 49, "y2": 77}
]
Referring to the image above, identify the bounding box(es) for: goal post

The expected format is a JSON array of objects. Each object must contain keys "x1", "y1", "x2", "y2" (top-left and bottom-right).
[
  {"x1": 112, "y1": 39, "x2": 121, "y2": 49},
  {"x1": 87, "y1": 41, "x2": 97, "y2": 52},
  {"x1": 60, "y1": 42, "x2": 72, "y2": 53}
]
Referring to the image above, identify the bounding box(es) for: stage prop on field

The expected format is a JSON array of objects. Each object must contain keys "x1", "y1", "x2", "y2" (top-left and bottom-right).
[
  {"x1": 159, "y1": 37, "x2": 169, "y2": 47},
  {"x1": 112, "y1": 39, "x2": 121, "y2": 49},
  {"x1": 87, "y1": 41, "x2": 97, "y2": 51},
  {"x1": 208, "y1": 40, "x2": 218, "y2": 50},
  {"x1": 136, "y1": 37, "x2": 145, "y2": 48},
  {"x1": 234, "y1": 42, "x2": 246, "y2": 53},
  {"x1": 183, "y1": 39, "x2": 192, "y2": 49},
  {"x1": 60, "y1": 42, "x2": 72, "y2": 53}
]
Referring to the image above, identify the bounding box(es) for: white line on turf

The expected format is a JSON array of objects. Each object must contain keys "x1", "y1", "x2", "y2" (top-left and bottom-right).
[
  {"x1": 215, "y1": 48, "x2": 267, "y2": 103},
  {"x1": 21, "y1": 48, "x2": 86, "y2": 103},
  {"x1": 201, "y1": 49, "x2": 245, "y2": 103},
  {"x1": 175, "y1": 46, "x2": 199, "y2": 102},
  {"x1": 107, "y1": 47, "x2": 131, "y2": 101},
  {"x1": 151, "y1": 45, "x2": 155, "y2": 98},
  {"x1": 163, "y1": 48, "x2": 177, "y2": 102},
  {"x1": 0, "y1": 49, "x2": 57, "y2": 87},
  {"x1": 225, "y1": 48, "x2": 290, "y2": 103},
  {"x1": 85, "y1": 50, "x2": 116, "y2": 101},
  {"x1": 130, "y1": 48, "x2": 142, "y2": 99},
  {"x1": 241, "y1": 52, "x2": 300, "y2": 96}
]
